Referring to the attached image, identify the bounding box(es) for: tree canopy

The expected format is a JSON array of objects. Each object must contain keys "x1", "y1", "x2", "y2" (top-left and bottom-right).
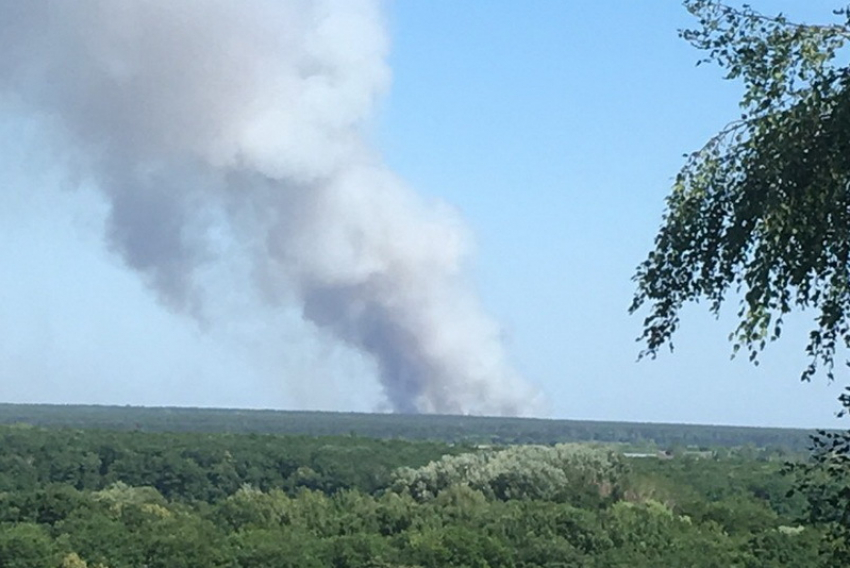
[
  {"x1": 0, "y1": 424, "x2": 825, "y2": 568},
  {"x1": 631, "y1": 1, "x2": 850, "y2": 382}
]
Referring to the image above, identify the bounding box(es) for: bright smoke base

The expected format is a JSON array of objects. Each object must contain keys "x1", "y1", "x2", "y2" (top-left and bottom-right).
[{"x1": 0, "y1": 0, "x2": 541, "y2": 415}]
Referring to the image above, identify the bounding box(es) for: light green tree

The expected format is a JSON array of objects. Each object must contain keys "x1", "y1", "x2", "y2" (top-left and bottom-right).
[{"x1": 391, "y1": 444, "x2": 626, "y2": 505}]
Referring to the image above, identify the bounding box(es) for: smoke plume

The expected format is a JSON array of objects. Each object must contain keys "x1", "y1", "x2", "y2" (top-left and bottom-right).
[{"x1": 0, "y1": 0, "x2": 540, "y2": 415}]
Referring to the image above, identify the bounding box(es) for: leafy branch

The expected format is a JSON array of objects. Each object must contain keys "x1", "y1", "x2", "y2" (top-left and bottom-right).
[{"x1": 632, "y1": 1, "x2": 850, "y2": 383}]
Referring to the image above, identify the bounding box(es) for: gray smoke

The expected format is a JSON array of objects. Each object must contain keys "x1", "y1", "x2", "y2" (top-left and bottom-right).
[{"x1": 0, "y1": 0, "x2": 541, "y2": 415}]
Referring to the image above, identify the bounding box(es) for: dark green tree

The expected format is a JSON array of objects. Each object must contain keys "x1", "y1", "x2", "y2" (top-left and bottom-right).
[{"x1": 0, "y1": 523, "x2": 58, "y2": 568}]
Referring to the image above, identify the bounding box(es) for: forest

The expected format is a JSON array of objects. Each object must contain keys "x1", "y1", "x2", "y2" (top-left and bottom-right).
[
  {"x1": 7, "y1": 0, "x2": 850, "y2": 565},
  {"x1": 0, "y1": 419, "x2": 840, "y2": 567},
  {"x1": 0, "y1": 403, "x2": 816, "y2": 452}
]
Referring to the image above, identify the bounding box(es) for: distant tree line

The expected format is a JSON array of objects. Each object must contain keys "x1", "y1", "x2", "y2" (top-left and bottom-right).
[{"x1": 0, "y1": 404, "x2": 818, "y2": 451}]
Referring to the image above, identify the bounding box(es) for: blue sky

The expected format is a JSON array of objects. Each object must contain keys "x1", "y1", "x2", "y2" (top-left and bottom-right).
[{"x1": 0, "y1": 1, "x2": 846, "y2": 427}]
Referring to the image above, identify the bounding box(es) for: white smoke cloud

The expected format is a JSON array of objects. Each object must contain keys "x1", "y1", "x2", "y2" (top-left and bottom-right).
[{"x1": 0, "y1": 0, "x2": 542, "y2": 415}]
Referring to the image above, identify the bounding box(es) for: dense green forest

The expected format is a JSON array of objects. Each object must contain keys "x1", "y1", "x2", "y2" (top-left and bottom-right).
[
  {"x1": 0, "y1": 422, "x2": 840, "y2": 567},
  {"x1": 0, "y1": 403, "x2": 818, "y2": 452}
]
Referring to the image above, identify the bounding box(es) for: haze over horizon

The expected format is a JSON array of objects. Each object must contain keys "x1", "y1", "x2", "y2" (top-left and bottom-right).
[{"x1": 0, "y1": 1, "x2": 845, "y2": 429}]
